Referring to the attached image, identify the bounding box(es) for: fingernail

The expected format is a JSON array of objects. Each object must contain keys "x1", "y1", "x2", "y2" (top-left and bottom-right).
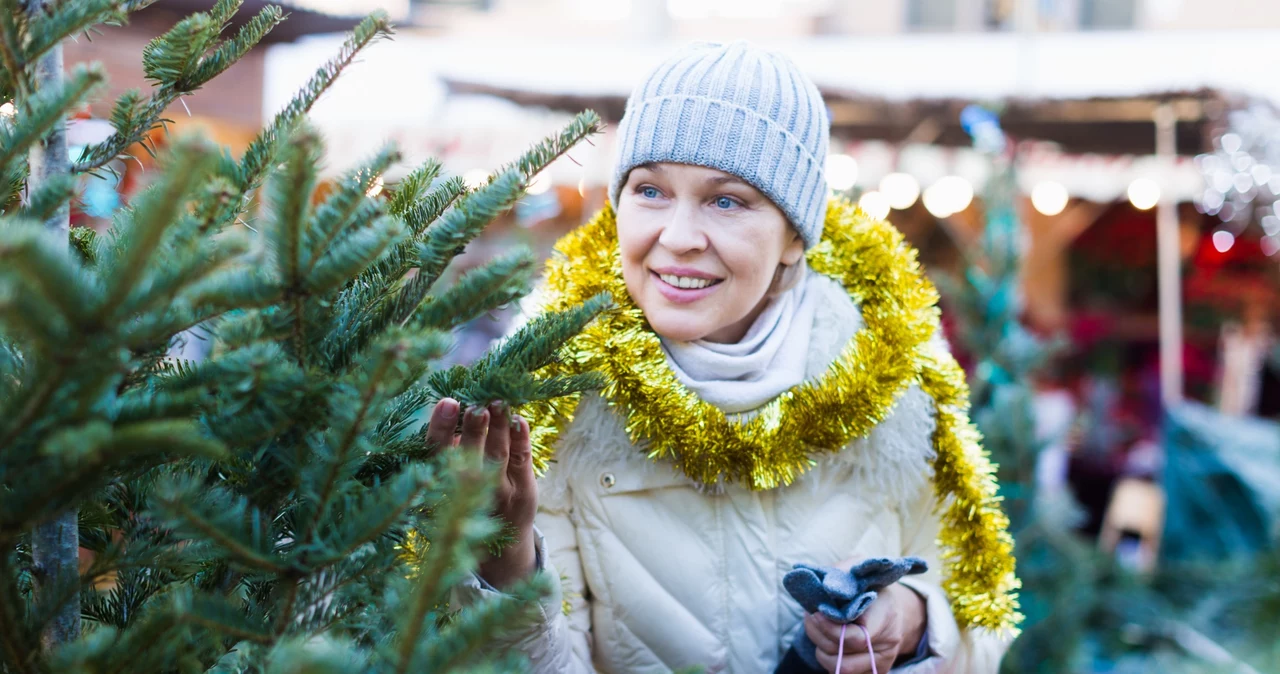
[
  {"x1": 439, "y1": 399, "x2": 458, "y2": 421},
  {"x1": 509, "y1": 414, "x2": 522, "y2": 431}
]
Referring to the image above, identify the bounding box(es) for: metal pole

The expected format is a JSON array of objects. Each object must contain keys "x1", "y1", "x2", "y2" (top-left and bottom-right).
[{"x1": 1155, "y1": 104, "x2": 1183, "y2": 406}]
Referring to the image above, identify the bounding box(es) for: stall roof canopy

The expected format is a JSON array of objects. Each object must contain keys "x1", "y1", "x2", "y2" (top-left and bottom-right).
[
  {"x1": 427, "y1": 30, "x2": 1280, "y2": 156},
  {"x1": 138, "y1": 0, "x2": 365, "y2": 43}
]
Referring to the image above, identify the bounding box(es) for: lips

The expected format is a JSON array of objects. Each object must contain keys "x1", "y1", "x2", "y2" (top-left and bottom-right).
[{"x1": 651, "y1": 270, "x2": 723, "y2": 304}]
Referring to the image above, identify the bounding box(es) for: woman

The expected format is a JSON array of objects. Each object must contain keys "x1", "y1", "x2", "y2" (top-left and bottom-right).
[{"x1": 431, "y1": 41, "x2": 1021, "y2": 673}]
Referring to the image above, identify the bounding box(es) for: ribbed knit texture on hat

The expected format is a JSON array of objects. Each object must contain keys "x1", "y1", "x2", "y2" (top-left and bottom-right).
[{"x1": 609, "y1": 41, "x2": 830, "y2": 248}]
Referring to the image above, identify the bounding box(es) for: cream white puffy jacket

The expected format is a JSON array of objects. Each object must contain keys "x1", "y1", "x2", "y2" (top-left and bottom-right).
[{"x1": 457, "y1": 276, "x2": 1010, "y2": 673}]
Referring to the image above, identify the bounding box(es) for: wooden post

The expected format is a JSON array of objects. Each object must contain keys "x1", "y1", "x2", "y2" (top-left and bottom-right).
[
  {"x1": 26, "y1": 0, "x2": 80, "y2": 648},
  {"x1": 1155, "y1": 104, "x2": 1183, "y2": 406}
]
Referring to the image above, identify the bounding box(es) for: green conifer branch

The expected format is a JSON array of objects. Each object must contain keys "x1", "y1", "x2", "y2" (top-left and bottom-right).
[
  {"x1": 268, "y1": 126, "x2": 320, "y2": 290},
  {"x1": 305, "y1": 215, "x2": 405, "y2": 296},
  {"x1": 0, "y1": 1, "x2": 30, "y2": 97},
  {"x1": 401, "y1": 175, "x2": 468, "y2": 239},
  {"x1": 188, "y1": 4, "x2": 284, "y2": 87},
  {"x1": 413, "y1": 247, "x2": 535, "y2": 331},
  {"x1": 417, "y1": 579, "x2": 545, "y2": 672},
  {"x1": 387, "y1": 158, "x2": 443, "y2": 217},
  {"x1": 304, "y1": 144, "x2": 399, "y2": 273},
  {"x1": 395, "y1": 454, "x2": 494, "y2": 674},
  {"x1": 416, "y1": 170, "x2": 524, "y2": 293},
  {"x1": 488, "y1": 110, "x2": 603, "y2": 184},
  {"x1": 359, "y1": 175, "x2": 466, "y2": 295},
  {"x1": 305, "y1": 464, "x2": 427, "y2": 568},
  {"x1": 14, "y1": 172, "x2": 74, "y2": 223},
  {"x1": 73, "y1": 2, "x2": 285, "y2": 173},
  {"x1": 1, "y1": 64, "x2": 104, "y2": 176},
  {"x1": 486, "y1": 292, "x2": 611, "y2": 374},
  {"x1": 98, "y1": 136, "x2": 216, "y2": 320},
  {"x1": 0, "y1": 221, "x2": 99, "y2": 329},
  {"x1": 234, "y1": 12, "x2": 390, "y2": 194},
  {"x1": 22, "y1": 0, "x2": 123, "y2": 68},
  {"x1": 152, "y1": 481, "x2": 287, "y2": 574}
]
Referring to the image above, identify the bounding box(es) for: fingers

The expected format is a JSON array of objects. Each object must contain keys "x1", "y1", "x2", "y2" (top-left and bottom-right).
[
  {"x1": 458, "y1": 404, "x2": 490, "y2": 451},
  {"x1": 507, "y1": 414, "x2": 536, "y2": 488},
  {"x1": 425, "y1": 398, "x2": 460, "y2": 453},
  {"x1": 805, "y1": 614, "x2": 855, "y2": 656},
  {"x1": 483, "y1": 403, "x2": 511, "y2": 467}
]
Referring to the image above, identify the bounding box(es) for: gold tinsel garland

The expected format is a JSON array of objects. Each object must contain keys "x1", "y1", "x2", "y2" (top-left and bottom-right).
[{"x1": 520, "y1": 200, "x2": 1022, "y2": 634}]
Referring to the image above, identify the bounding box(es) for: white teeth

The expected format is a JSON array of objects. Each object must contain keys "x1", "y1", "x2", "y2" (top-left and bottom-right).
[{"x1": 658, "y1": 273, "x2": 716, "y2": 290}]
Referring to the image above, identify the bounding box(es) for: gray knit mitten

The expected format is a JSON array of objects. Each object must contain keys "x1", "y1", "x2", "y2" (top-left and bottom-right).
[{"x1": 780, "y1": 557, "x2": 928, "y2": 671}]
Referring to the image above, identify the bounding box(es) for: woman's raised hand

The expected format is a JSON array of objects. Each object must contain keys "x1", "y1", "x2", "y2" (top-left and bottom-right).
[{"x1": 425, "y1": 397, "x2": 539, "y2": 589}]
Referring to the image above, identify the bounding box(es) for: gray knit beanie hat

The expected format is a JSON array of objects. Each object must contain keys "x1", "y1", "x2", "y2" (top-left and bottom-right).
[{"x1": 608, "y1": 40, "x2": 831, "y2": 248}]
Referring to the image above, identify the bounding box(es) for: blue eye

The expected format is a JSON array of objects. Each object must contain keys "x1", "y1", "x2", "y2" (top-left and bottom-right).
[
  {"x1": 640, "y1": 186, "x2": 661, "y2": 199},
  {"x1": 714, "y1": 196, "x2": 739, "y2": 210}
]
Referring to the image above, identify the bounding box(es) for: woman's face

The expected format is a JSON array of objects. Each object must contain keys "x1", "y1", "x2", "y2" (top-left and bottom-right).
[{"x1": 615, "y1": 163, "x2": 804, "y2": 343}]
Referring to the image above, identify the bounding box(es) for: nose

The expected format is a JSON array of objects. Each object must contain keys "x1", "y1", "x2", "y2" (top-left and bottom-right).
[{"x1": 656, "y1": 204, "x2": 708, "y2": 255}]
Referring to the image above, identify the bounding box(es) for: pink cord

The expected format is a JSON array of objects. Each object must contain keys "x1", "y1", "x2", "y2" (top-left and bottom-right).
[{"x1": 833, "y1": 623, "x2": 877, "y2": 674}]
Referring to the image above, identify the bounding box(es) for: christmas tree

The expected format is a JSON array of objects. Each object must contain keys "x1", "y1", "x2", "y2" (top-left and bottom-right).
[{"x1": 0, "y1": 2, "x2": 605, "y2": 671}]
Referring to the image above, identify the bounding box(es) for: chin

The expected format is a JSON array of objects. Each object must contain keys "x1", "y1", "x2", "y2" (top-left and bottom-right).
[{"x1": 646, "y1": 314, "x2": 710, "y2": 342}]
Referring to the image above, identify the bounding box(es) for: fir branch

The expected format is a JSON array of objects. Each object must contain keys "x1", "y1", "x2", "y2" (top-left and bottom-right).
[
  {"x1": 234, "y1": 12, "x2": 391, "y2": 194},
  {"x1": 267, "y1": 125, "x2": 321, "y2": 290},
  {"x1": 305, "y1": 464, "x2": 428, "y2": 568},
  {"x1": 386, "y1": 158, "x2": 442, "y2": 218},
  {"x1": 72, "y1": 4, "x2": 285, "y2": 173},
  {"x1": 488, "y1": 109, "x2": 603, "y2": 184},
  {"x1": 304, "y1": 215, "x2": 405, "y2": 296},
  {"x1": 356, "y1": 175, "x2": 467, "y2": 309},
  {"x1": 413, "y1": 247, "x2": 535, "y2": 331},
  {"x1": 98, "y1": 136, "x2": 217, "y2": 321},
  {"x1": 416, "y1": 578, "x2": 546, "y2": 672},
  {"x1": 304, "y1": 143, "x2": 400, "y2": 274},
  {"x1": 0, "y1": 1, "x2": 29, "y2": 97},
  {"x1": 23, "y1": 0, "x2": 123, "y2": 67},
  {"x1": 114, "y1": 386, "x2": 209, "y2": 425},
  {"x1": 14, "y1": 171, "x2": 74, "y2": 224},
  {"x1": 402, "y1": 175, "x2": 467, "y2": 240},
  {"x1": 485, "y1": 292, "x2": 611, "y2": 374},
  {"x1": 188, "y1": 3, "x2": 284, "y2": 87},
  {"x1": 152, "y1": 480, "x2": 287, "y2": 574},
  {"x1": 0, "y1": 220, "x2": 99, "y2": 330},
  {"x1": 395, "y1": 454, "x2": 495, "y2": 674},
  {"x1": 297, "y1": 330, "x2": 446, "y2": 547},
  {"x1": 415, "y1": 170, "x2": 524, "y2": 293},
  {"x1": 1, "y1": 64, "x2": 104, "y2": 177},
  {"x1": 424, "y1": 293, "x2": 610, "y2": 409}
]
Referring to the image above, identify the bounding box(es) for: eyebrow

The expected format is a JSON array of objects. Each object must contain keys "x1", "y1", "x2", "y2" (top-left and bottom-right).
[{"x1": 634, "y1": 163, "x2": 753, "y2": 188}]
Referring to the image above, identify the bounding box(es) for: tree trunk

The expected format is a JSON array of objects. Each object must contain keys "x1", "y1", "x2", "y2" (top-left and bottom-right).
[{"x1": 27, "y1": 0, "x2": 78, "y2": 648}]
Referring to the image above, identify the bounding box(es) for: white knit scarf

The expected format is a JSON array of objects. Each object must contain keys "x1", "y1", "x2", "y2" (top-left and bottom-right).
[{"x1": 661, "y1": 268, "x2": 819, "y2": 414}]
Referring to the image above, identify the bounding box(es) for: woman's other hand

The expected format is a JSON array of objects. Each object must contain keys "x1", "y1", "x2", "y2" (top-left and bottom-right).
[
  {"x1": 425, "y1": 397, "x2": 539, "y2": 589},
  {"x1": 803, "y1": 582, "x2": 927, "y2": 674}
]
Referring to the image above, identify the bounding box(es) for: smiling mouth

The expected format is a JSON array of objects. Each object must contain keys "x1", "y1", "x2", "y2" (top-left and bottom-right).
[{"x1": 654, "y1": 272, "x2": 724, "y2": 290}]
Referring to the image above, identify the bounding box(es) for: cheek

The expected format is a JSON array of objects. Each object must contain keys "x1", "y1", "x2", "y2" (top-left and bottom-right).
[{"x1": 714, "y1": 231, "x2": 780, "y2": 287}]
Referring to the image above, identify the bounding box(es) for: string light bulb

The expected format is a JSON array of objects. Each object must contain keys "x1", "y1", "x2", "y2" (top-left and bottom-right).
[
  {"x1": 922, "y1": 176, "x2": 973, "y2": 218},
  {"x1": 1031, "y1": 181, "x2": 1070, "y2": 216},
  {"x1": 826, "y1": 154, "x2": 859, "y2": 191},
  {"x1": 1128, "y1": 178, "x2": 1160, "y2": 210},
  {"x1": 879, "y1": 172, "x2": 920, "y2": 210},
  {"x1": 858, "y1": 191, "x2": 891, "y2": 220}
]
